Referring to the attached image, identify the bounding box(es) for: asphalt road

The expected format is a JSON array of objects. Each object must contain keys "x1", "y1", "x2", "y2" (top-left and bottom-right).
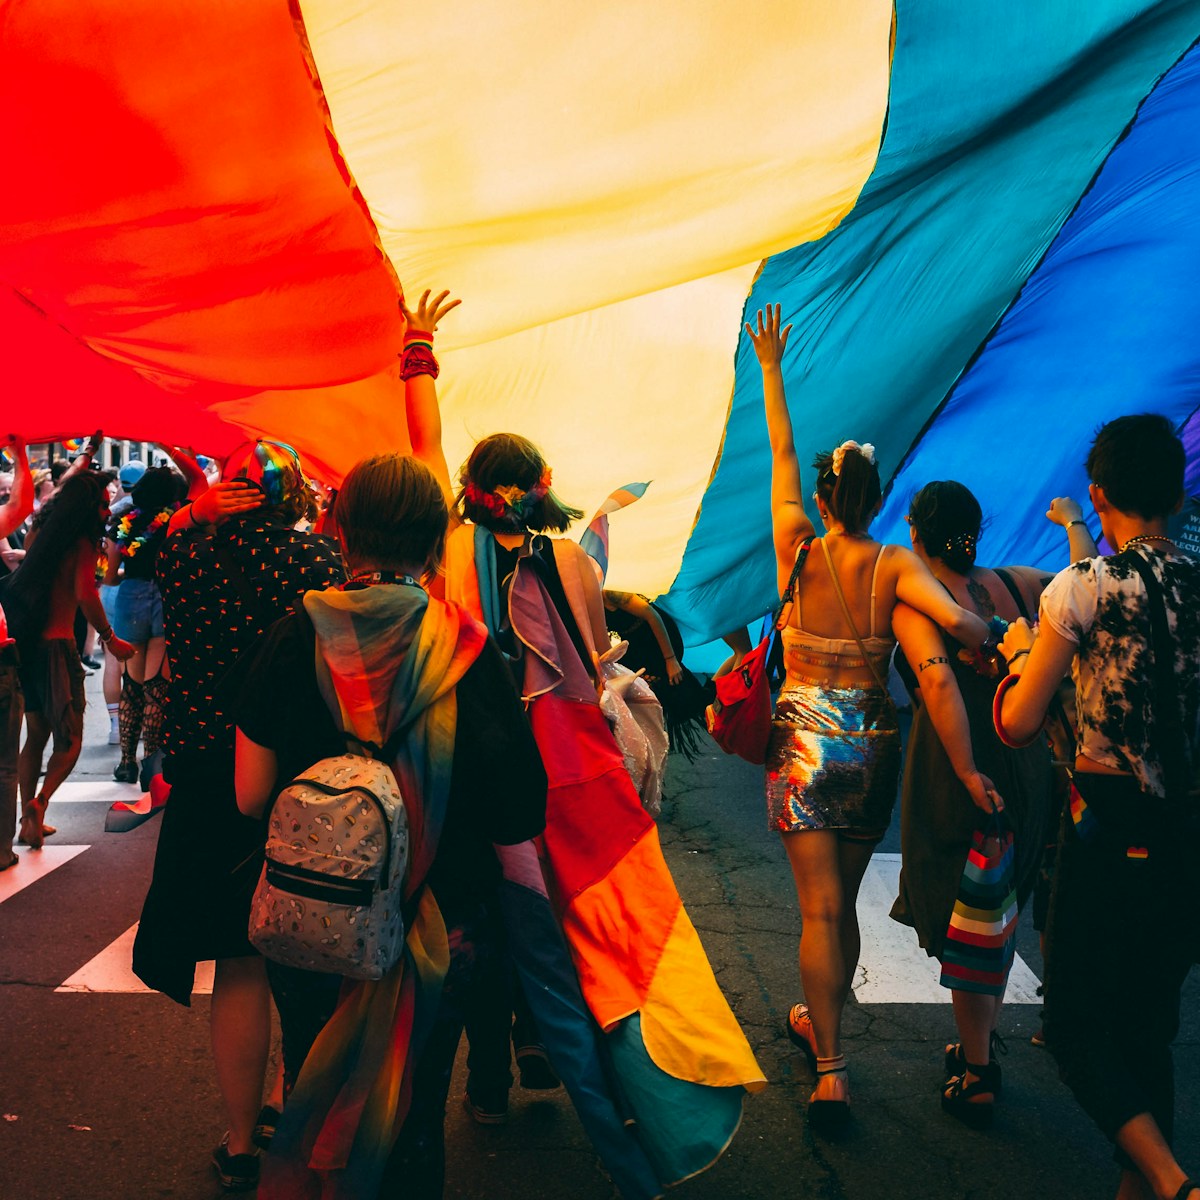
[{"x1": 1, "y1": 670, "x2": 1196, "y2": 1199}]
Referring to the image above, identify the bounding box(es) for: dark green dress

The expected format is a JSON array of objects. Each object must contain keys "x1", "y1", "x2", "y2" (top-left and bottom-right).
[{"x1": 890, "y1": 638, "x2": 1051, "y2": 960}]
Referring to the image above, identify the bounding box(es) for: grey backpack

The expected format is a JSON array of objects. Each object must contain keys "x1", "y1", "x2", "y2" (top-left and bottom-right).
[{"x1": 248, "y1": 727, "x2": 411, "y2": 980}]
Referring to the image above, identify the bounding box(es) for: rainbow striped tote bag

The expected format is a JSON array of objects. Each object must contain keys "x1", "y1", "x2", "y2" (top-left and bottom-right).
[{"x1": 939, "y1": 808, "x2": 1018, "y2": 996}]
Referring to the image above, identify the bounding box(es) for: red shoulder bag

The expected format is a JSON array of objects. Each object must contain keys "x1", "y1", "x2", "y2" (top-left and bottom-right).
[{"x1": 706, "y1": 537, "x2": 813, "y2": 764}]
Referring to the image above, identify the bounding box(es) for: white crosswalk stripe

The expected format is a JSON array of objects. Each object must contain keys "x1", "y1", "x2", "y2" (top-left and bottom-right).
[
  {"x1": 853, "y1": 854, "x2": 1041, "y2": 1004},
  {"x1": 0, "y1": 845, "x2": 90, "y2": 903},
  {"x1": 56, "y1": 923, "x2": 214, "y2": 995},
  {"x1": 45, "y1": 780, "x2": 142, "y2": 804}
]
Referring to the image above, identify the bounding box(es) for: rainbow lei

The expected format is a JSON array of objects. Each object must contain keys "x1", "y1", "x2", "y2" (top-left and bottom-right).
[{"x1": 115, "y1": 507, "x2": 174, "y2": 559}]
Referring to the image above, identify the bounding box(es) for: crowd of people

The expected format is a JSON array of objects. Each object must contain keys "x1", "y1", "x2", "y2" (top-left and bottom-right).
[{"x1": 0, "y1": 295, "x2": 1196, "y2": 1200}]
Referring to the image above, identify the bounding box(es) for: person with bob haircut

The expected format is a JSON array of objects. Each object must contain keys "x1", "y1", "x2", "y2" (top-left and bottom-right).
[
  {"x1": 995, "y1": 414, "x2": 1199, "y2": 1200},
  {"x1": 890, "y1": 479, "x2": 1053, "y2": 1128},
  {"x1": 233, "y1": 452, "x2": 547, "y2": 1199},
  {"x1": 746, "y1": 304, "x2": 992, "y2": 1129},
  {"x1": 407, "y1": 296, "x2": 768, "y2": 1181}
]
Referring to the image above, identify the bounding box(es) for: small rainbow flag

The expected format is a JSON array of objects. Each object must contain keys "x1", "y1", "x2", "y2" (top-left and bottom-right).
[{"x1": 579, "y1": 482, "x2": 650, "y2": 582}]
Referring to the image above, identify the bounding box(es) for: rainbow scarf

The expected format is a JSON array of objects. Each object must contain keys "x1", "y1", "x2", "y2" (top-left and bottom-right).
[{"x1": 260, "y1": 584, "x2": 485, "y2": 1200}]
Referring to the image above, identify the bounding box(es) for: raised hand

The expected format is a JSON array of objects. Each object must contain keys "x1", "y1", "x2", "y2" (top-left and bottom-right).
[
  {"x1": 1046, "y1": 496, "x2": 1084, "y2": 528},
  {"x1": 400, "y1": 288, "x2": 461, "y2": 335},
  {"x1": 744, "y1": 304, "x2": 792, "y2": 369}
]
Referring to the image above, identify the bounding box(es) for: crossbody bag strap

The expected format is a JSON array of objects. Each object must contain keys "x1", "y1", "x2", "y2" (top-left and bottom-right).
[
  {"x1": 995, "y1": 566, "x2": 1075, "y2": 757},
  {"x1": 820, "y1": 539, "x2": 895, "y2": 702},
  {"x1": 775, "y1": 536, "x2": 815, "y2": 630},
  {"x1": 993, "y1": 567, "x2": 1029, "y2": 620},
  {"x1": 1124, "y1": 550, "x2": 1190, "y2": 801}
]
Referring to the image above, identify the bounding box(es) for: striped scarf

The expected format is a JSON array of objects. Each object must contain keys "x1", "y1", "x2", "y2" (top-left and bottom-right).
[{"x1": 260, "y1": 583, "x2": 485, "y2": 1200}]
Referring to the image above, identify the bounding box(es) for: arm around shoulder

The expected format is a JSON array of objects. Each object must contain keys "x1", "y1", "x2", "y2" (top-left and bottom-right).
[{"x1": 892, "y1": 545, "x2": 989, "y2": 648}]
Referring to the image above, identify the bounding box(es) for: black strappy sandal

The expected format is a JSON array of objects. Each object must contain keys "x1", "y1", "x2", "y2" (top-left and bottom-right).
[
  {"x1": 1173, "y1": 1182, "x2": 1199, "y2": 1200},
  {"x1": 941, "y1": 1060, "x2": 1000, "y2": 1130},
  {"x1": 944, "y1": 1030, "x2": 1006, "y2": 1094}
]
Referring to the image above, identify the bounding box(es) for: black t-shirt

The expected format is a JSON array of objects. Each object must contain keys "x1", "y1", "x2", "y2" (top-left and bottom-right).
[
  {"x1": 158, "y1": 515, "x2": 344, "y2": 774},
  {"x1": 231, "y1": 610, "x2": 547, "y2": 915}
]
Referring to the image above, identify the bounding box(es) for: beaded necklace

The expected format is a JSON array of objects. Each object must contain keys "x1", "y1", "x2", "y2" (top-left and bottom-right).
[{"x1": 1121, "y1": 534, "x2": 1177, "y2": 553}]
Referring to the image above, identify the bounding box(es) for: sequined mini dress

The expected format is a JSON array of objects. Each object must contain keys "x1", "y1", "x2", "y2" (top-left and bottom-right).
[{"x1": 766, "y1": 542, "x2": 900, "y2": 840}]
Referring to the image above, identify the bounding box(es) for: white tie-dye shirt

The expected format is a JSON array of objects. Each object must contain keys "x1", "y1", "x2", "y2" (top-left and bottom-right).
[{"x1": 1038, "y1": 545, "x2": 1200, "y2": 798}]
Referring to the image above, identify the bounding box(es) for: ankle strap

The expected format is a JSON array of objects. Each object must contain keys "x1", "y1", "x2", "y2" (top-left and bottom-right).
[{"x1": 816, "y1": 1054, "x2": 846, "y2": 1075}]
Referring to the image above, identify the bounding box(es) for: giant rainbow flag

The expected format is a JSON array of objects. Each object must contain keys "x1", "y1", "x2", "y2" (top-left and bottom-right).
[{"x1": 3, "y1": 0, "x2": 1199, "y2": 642}]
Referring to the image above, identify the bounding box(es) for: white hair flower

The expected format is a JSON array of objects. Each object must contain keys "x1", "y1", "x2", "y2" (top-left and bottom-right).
[{"x1": 831, "y1": 440, "x2": 876, "y2": 476}]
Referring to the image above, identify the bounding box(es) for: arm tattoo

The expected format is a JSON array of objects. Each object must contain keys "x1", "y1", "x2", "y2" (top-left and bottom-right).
[{"x1": 917, "y1": 655, "x2": 951, "y2": 673}]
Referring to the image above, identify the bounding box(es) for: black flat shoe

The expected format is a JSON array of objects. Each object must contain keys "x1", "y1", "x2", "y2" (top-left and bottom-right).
[{"x1": 113, "y1": 760, "x2": 138, "y2": 784}]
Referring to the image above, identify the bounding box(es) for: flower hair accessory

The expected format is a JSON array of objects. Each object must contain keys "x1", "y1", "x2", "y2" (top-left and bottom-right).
[
  {"x1": 945, "y1": 531, "x2": 978, "y2": 563},
  {"x1": 465, "y1": 467, "x2": 554, "y2": 526},
  {"x1": 831, "y1": 440, "x2": 876, "y2": 476}
]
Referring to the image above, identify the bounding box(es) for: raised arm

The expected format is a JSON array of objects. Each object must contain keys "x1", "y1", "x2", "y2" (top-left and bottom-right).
[
  {"x1": 167, "y1": 480, "x2": 263, "y2": 536},
  {"x1": 164, "y1": 446, "x2": 209, "y2": 500},
  {"x1": 745, "y1": 305, "x2": 815, "y2": 571},
  {"x1": 400, "y1": 288, "x2": 461, "y2": 512},
  {"x1": 894, "y1": 603, "x2": 1003, "y2": 812},
  {"x1": 605, "y1": 590, "x2": 683, "y2": 684},
  {"x1": 0, "y1": 435, "x2": 33, "y2": 538},
  {"x1": 58, "y1": 430, "x2": 103, "y2": 485},
  {"x1": 892, "y1": 545, "x2": 990, "y2": 648},
  {"x1": 1046, "y1": 496, "x2": 1099, "y2": 563}
]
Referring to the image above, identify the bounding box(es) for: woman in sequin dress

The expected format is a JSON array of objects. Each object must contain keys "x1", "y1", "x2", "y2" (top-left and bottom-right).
[{"x1": 747, "y1": 305, "x2": 992, "y2": 1127}]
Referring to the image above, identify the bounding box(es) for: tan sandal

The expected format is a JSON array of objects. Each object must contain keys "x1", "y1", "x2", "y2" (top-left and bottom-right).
[{"x1": 785, "y1": 1003, "x2": 818, "y2": 1071}]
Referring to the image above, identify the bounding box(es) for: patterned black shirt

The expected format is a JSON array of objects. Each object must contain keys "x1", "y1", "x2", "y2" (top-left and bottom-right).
[
  {"x1": 1039, "y1": 545, "x2": 1200, "y2": 797},
  {"x1": 157, "y1": 515, "x2": 344, "y2": 773}
]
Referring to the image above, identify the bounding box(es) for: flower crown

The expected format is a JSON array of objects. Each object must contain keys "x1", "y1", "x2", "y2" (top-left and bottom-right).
[
  {"x1": 831, "y1": 440, "x2": 876, "y2": 476},
  {"x1": 464, "y1": 468, "x2": 554, "y2": 525}
]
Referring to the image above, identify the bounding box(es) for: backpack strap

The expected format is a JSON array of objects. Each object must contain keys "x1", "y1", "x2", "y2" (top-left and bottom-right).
[{"x1": 1124, "y1": 550, "x2": 1191, "y2": 802}]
